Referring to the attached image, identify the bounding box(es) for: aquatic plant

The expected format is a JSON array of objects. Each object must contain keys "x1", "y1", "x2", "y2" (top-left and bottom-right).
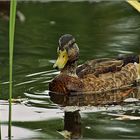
[{"x1": 8, "y1": 0, "x2": 17, "y2": 138}]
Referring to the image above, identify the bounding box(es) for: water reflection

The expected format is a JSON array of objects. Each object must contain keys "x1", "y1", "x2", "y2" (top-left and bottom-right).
[
  {"x1": 61, "y1": 111, "x2": 82, "y2": 139},
  {"x1": 1, "y1": 125, "x2": 44, "y2": 140},
  {"x1": 59, "y1": 108, "x2": 140, "y2": 139},
  {"x1": 49, "y1": 86, "x2": 140, "y2": 106}
]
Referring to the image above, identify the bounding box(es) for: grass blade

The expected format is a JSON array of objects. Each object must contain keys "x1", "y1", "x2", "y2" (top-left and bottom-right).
[{"x1": 8, "y1": 0, "x2": 17, "y2": 139}]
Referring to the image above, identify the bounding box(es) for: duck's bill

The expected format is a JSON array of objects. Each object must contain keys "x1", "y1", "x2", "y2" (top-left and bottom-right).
[{"x1": 53, "y1": 49, "x2": 68, "y2": 70}]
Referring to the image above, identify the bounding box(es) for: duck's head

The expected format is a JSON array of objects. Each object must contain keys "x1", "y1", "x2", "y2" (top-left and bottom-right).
[{"x1": 53, "y1": 34, "x2": 79, "y2": 70}]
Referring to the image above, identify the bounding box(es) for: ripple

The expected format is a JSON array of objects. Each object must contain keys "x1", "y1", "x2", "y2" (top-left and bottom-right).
[
  {"x1": 24, "y1": 92, "x2": 49, "y2": 99},
  {"x1": 26, "y1": 69, "x2": 56, "y2": 77},
  {"x1": 106, "y1": 126, "x2": 133, "y2": 132},
  {"x1": 14, "y1": 79, "x2": 38, "y2": 86}
]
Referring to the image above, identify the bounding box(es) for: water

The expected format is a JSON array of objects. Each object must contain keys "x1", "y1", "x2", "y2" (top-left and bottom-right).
[{"x1": 0, "y1": 1, "x2": 140, "y2": 139}]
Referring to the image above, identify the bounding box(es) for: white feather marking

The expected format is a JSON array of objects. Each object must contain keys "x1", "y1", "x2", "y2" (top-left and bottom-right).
[{"x1": 134, "y1": 62, "x2": 140, "y2": 80}]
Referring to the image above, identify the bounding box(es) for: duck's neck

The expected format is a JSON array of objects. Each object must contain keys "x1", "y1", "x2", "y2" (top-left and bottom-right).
[{"x1": 61, "y1": 61, "x2": 77, "y2": 77}]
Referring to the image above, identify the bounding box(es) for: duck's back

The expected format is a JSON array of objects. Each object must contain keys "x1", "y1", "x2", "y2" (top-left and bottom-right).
[
  {"x1": 82, "y1": 63, "x2": 137, "y2": 93},
  {"x1": 77, "y1": 55, "x2": 139, "y2": 78}
]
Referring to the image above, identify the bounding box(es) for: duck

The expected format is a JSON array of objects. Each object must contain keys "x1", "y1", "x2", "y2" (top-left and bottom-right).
[{"x1": 49, "y1": 34, "x2": 140, "y2": 95}]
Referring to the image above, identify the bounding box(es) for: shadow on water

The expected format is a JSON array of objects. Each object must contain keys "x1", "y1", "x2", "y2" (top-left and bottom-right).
[{"x1": 0, "y1": 0, "x2": 140, "y2": 139}]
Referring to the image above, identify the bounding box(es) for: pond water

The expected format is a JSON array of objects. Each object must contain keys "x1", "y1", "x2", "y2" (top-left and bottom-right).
[{"x1": 0, "y1": 1, "x2": 140, "y2": 139}]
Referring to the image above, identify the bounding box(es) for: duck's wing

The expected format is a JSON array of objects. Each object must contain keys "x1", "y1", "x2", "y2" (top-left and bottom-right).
[
  {"x1": 77, "y1": 55, "x2": 139, "y2": 78},
  {"x1": 76, "y1": 58, "x2": 123, "y2": 78}
]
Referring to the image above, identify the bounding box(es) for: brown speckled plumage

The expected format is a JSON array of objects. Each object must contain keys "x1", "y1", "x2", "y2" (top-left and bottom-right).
[
  {"x1": 82, "y1": 63, "x2": 137, "y2": 92},
  {"x1": 49, "y1": 34, "x2": 139, "y2": 97},
  {"x1": 49, "y1": 59, "x2": 138, "y2": 95}
]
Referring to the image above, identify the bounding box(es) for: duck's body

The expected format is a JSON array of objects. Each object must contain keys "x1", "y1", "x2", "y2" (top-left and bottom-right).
[{"x1": 49, "y1": 34, "x2": 140, "y2": 95}]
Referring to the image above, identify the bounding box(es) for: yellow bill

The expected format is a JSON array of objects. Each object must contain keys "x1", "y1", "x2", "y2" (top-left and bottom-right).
[{"x1": 53, "y1": 49, "x2": 68, "y2": 69}]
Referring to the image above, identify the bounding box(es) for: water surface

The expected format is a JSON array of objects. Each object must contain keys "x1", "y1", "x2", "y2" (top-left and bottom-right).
[{"x1": 0, "y1": 1, "x2": 140, "y2": 139}]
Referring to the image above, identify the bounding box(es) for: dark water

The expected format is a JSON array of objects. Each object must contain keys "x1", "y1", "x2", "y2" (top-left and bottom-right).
[{"x1": 0, "y1": 1, "x2": 140, "y2": 139}]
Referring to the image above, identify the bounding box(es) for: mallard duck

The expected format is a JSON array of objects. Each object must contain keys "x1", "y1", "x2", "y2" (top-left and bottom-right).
[{"x1": 49, "y1": 34, "x2": 140, "y2": 95}]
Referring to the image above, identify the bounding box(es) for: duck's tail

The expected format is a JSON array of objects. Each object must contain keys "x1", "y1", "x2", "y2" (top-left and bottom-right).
[
  {"x1": 117, "y1": 54, "x2": 140, "y2": 80},
  {"x1": 117, "y1": 54, "x2": 139, "y2": 64}
]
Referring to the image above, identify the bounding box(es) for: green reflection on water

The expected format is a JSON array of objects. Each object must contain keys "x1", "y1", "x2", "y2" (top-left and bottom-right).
[{"x1": 0, "y1": 1, "x2": 140, "y2": 139}]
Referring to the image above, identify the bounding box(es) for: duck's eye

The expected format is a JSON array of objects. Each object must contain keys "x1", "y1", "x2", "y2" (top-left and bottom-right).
[{"x1": 63, "y1": 55, "x2": 65, "y2": 58}]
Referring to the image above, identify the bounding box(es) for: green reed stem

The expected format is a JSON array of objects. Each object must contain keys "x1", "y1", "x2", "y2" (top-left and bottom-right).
[{"x1": 8, "y1": 0, "x2": 17, "y2": 139}]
